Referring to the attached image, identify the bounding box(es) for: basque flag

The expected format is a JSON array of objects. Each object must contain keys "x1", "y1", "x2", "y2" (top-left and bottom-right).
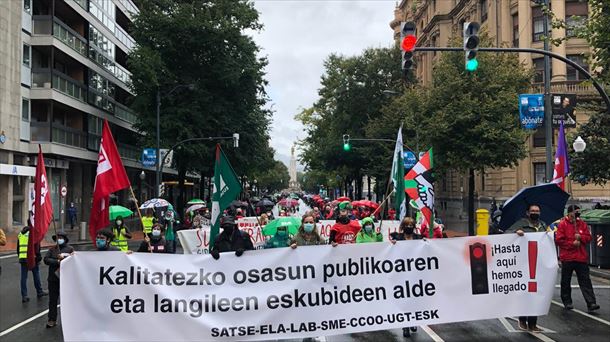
[{"x1": 551, "y1": 120, "x2": 569, "y2": 190}]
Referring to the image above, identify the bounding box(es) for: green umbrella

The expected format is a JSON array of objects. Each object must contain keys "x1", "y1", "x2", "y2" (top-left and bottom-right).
[
  {"x1": 109, "y1": 205, "x2": 133, "y2": 221},
  {"x1": 263, "y1": 217, "x2": 301, "y2": 236},
  {"x1": 187, "y1": 198, "x2": 205, "y2": 205}
]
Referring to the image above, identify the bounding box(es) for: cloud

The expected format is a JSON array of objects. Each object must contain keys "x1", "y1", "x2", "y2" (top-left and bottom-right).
[{"x1": 251, "y1": 0, "x2": 396, "y2": 168}]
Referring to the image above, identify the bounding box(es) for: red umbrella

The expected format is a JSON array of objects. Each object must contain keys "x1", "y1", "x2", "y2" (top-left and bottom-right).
[
  {"x1": 336, "y1": 196, "x2": 351, "y2": 202},
  {"x1": 352, "y1": 200, "x2": 364, "y2": 207},
  {"x1": 290, "y1": 199, "x2": 299, "y2": 206},
  {"x1": 278, "y1": 198, "x2": 289, "y2": 206},
  {"x1": 360, "y1": 200, "x2": 379, "y2": 209}
]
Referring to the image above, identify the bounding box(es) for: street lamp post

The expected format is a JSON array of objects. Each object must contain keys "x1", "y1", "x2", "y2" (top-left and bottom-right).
[
  {"x1": 139, "y1": 171, "x2": 146, "y2": 202},
  {"x1": 573, "y1": 136, "x2": 586, "y2": 153}
]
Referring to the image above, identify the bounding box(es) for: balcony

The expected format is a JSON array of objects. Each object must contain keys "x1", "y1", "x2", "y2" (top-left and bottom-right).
[
  {"x1": 114, "y1": 24, "x2": 136, "y2": 51},
  {"x1": 32, "y1": 16, "x2": 87, "y2": 57},
  {"x1": 52, "y1": 123, "x2": 87, "y2": 148},
  {"x1": 88, "y1": 88, "x2": 137, "y2": 124},
  {"x1": 115, "y1": 102, "x2": 137, "y2": 124},
  {"x1": 117, "y1": 0, "x2": 139, "y2": 16},
  {"x1": 118, "y1": 143, "x2": 140, "y2": 160},
  {"x1": 529, "y1": 81, "x2": 598, "y2": 97},
  {"x1": 71, "y1": 0, "x2": 88, "y2": 11},
  {"x1": 31, "y1": 70, "x2": 87, "y2": 103}
]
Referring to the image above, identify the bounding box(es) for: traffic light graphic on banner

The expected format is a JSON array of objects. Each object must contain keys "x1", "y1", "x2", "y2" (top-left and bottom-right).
[
  {"x1": 469, "y1": 242, "x2": 489, "y2": 295},
  {"x1": 463, "y1": 22, "x2": 480, "y2": 71},
  {"x1": 400, "y1": 21, "x2": 416, "y2": 74}
]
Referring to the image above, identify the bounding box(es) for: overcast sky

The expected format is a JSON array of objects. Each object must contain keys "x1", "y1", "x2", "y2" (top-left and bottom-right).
[{"x1": 251, "y1": 0, "x2": 397, "y2": 169}]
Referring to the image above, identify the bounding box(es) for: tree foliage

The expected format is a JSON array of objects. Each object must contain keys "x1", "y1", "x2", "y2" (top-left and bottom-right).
[{"x1": 254, "y1": 160, "x2": 290, "y2": 193}]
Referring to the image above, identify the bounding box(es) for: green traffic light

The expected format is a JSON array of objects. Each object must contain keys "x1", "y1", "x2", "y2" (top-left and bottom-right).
[
  {"x1": 466, "y1": 58, "x2": 479, "y2": 71},
  {"x1": 343, "y1": 143, "x2": 351, "y2": 151}
]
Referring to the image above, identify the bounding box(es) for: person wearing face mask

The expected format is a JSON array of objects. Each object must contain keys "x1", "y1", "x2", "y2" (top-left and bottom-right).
[
  {"x1": 95, "y1": 230, "x2": 120, "y2": 251},
  {"x1": 17, "y1": 225, "x2": 47, "y2": 302},
  {"x1": 111, "y1": 216, "x2": 132, "y2": 252},
  {"x1": 291, "y1": 214, "x2": 323, "y2": 248},
  {"x1": 356, "y1": 217, "x2": 383, "y2": 243},
  {"x1": 265, "y1": 224, "x2": 292, "y2": 249},
  {"x1": 329, "y1": 201, "x2": 361, "y2": 246},
  {"x1": 138, "y1": 224, "x2": 171, "y2": 253},
  {"x1": 44, "y1": 233, "x2": 74, "y2": 328},
  {"x1": 557, "y1": 205, "x2": 600, "y2": 313},
  {"x1": 210, "y1": 216, "x2": 254, "y2": 260}
]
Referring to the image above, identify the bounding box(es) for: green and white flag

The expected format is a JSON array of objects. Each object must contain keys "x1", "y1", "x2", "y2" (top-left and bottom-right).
[
  {"x1": 211, "y1": 144, "x2": 242, "y2": 247},
  {"x1": 391, "y1": 125, "x2": 406, "y2": 220}
]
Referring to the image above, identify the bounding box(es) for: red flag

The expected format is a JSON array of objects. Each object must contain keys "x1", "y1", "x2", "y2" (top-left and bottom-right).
[
  {"x1": 28, "y1": 145, "x2": 53, "y2": 269},
  {"x1": 89, "y1": 120, "x2": 131, "y2": 240},
  {"x1": 551, "y1": 120, "x2": 570, "y2": 190}
]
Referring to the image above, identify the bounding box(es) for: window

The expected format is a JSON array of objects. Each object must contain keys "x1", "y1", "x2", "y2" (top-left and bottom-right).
[
  {"x1": 533, "y1": 58, "x2": 552, "y2": 83},
  {"x1": 22, "y1": 98, "x2": 29, "y2": 121},
  {"x1": 480, "y1": 0, "x2": 488, "y2": 23},
  {"x1": 23, "y1": 0, "x2": 31, "y2": 14},
  {"x1": 532, "y1": 6, "x2": 548, "y2": 42},
  {"x1": 512, "y1": 14, "x2": 519, "y2": 47},
  {"x1": 566, "y1": 1, "x2": 588, "y2": 37},
  {"x1": 567, "y1": 55, "x2": 589, "y2": 81},
  {"x1": 533, "y1": 127, "x2": 555, "y2": 148},
  {"x1": 534, "y1": 163, "x2": 546, "y2": 185},
  {"x1": 22, "y1": 44, "x2": 30, "y2": 67}
]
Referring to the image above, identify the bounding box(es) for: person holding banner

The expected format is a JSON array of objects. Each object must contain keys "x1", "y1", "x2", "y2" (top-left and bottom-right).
[
  {"x1": 210, "y1": 217, "x2": 254, "y2": 260},
  {"x1": 356, "y1": 217, "x2": 383, "y2": 243},
  {"x1": 264, "y1": 224, "x2": 292, "y2": 249},
  {"x1": 291, "y1": 214, "x2": 324, "y2": 248},
  {"x1": 44, "y1": 233, "x2": 74, "y2": 328},
  {"x1": 111, "y1": 216, "x2": 132, "y2": 252},
  {"x1": 330, "y1": 201, "x2": 361, "y2": 246},
  {"x1": 138, "y1": 224, "x2": 172, "y2": 253},
  {"x1": 95, "y1": 230, "x2": 120, "y2": 251}
]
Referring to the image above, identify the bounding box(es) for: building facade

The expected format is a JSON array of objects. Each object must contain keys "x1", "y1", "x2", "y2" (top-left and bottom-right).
[
  {"x1": 390, "y1": 0, "x2": 609, "y2": 224},
  {"x1": 0, "y1": 0, "x2": 161, "y2": 232}
]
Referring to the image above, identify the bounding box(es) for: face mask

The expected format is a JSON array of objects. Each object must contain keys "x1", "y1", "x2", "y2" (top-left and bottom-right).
[
  {"x1": 338, "y1": 216, "x2": 350, "y2": 224},
  {"x1": 364, "y1": 225, "x2": 373, "y2": 233},
  {"x1": 152, "y1": 230, "x2": 161, "y2": 237},
  {"x1": 574, "y1": 212, "x2": 581, "y2": 218},
  {"x1": 57, "y1": 238, "x2": 65, "y2": 245},
  {"x1": 529, "y1": 213, "x2": 540, "y2": 221},
  {"x1": 223, "y1": 226, "x2": 234, "y2": 234},
  {"x1": 404, "y1": 226, "x2": 415, "y2": 235},
  {"x1": 96, "y1": 239, "x2": 107, "y2": 249},
  {"x1": 116, "y1": 220, "x2": 122, "y2": 226},
  {"x1": 304, "y1": 223, "x2": 315, "y2": 232}
]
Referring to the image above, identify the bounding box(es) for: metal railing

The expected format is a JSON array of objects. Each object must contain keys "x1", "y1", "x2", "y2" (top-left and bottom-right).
[
  {"x1": 529, "y1": 81, "x2": 597, "y2": 96},
  {"x1": 117, "y1": 0, "x2": 139, "y2": 16},
  {"x1": 118, "y1": 143, "x2": 140, "y2": 160},
  {"x1": 52, "y1": 124, "x2": 87, "y2": 148},
  {"x1": 32, "y1": 15, "x2": 53, "y2": 35},
  {"x1": 114, "y1": 101, "x2": 137, "y2": 124},
  {"x1": 53, "y1": 72, "x2": 87, "y2": 103},
  {"x1": 30, "y1": 122, "x2": 51, "y2": 141},
  {"x1": 53, "y1": 18, "x2": 87, "y2": 56},
  {"x1": 69, "y1": 0, "x2": 88, "y2": 11},
  {"x1": 114, "y1": 24, "x2": 136, "y2": 51}
]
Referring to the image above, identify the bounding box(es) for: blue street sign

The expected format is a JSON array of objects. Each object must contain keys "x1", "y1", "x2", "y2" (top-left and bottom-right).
[
  {"x1": 404, "y1": 151, "x2": 417, "y2": 170},
  {"x1": 141, "y1": 148, "x2": 157, "y2": 167},
  {"x1": 519, "y1": 94, "x2": 544, "y2": 130}
]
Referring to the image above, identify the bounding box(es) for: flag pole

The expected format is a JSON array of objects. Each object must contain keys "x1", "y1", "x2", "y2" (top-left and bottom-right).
[{"x1": 127, "y1": 186, "x2": 152, "y2": 252}]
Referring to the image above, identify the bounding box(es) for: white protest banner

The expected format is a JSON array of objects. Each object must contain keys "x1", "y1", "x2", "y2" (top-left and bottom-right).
[
  {"x1": 178, "y1": 217, "x2": 267, "y2": 254},
  {"x1": 61, "y1": 232, "x2": 557, "y2": 341}
]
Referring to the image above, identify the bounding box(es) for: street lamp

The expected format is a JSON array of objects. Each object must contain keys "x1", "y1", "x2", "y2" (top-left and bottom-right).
[
  {"x1": 156, "y1": 83, "x2": 196, "y2": 197},
  {"x1": 139, "y1": 171, "x2": 146, "y2": 181},
  {"x1": 573, "y1": 136, "x2": 586, "y2": 153}
]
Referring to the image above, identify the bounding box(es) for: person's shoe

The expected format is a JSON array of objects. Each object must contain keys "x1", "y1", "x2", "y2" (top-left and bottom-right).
[
  {"x1": 46, "y1": 321, "x2": 56, "y2": 328},
  {"x1": 21, "y1": 297, "x2": 30, "y2": 303},
  {"x1": 517, "y1": 321, "x2": 528, "y2": 331},
  {"x1": 529, "y1": 326, "x2": 543, "y2": 333},
  {"x1": 410, "y1": 327, "x2": 417, "y2": 332},
  {"x1": 37, "y1": 291, "x2": 48, "y2": 298},
  {"x1": 564, "y1": 303, "x2": 574, "y2": 310},
  {"x1": 402, "y1": 327, "x2": 411, "y2": 337},
  {"x1": 588, "y1": 304, "x2": 600, "y2": 312}
]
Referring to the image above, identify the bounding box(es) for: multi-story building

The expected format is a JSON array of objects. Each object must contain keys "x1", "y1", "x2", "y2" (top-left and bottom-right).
[
  {"x1": 390, "y1": 0, "x2": 609, "y2": 225},
  {"x1": 0, "y1": 0, "x2": 157, "y2": 232}
]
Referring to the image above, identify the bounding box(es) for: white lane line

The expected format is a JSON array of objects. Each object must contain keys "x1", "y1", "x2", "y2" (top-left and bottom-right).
[
  {"x1": 0, "y1": 305, "x2": 59, "y2": 337},
  {"x1": 505, "y1": 317, "x2": 556, "y2": 333},
  {"x1": 551, "y1": 300, "x2": 610, "y2": 326},
  {"x1": 554, "y1": 285, "x2": 610, "y2": 289},
  {"x1": 0, "y1": 249, "x2": 50, "y2": 259},
  {"x1": 529, "y1": 332, "x2": 557, "y2": 342},
  {"x1": 421, "y1": 325, "x2": 445, "y2": 342},
  {"x1": 498, "y1": 317, "x2": 517, "y2": 332}
]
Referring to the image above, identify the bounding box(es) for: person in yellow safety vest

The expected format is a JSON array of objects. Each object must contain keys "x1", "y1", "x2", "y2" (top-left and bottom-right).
[
  {"x1": 110, "y1": 216, "x2": 132, "y2": 252},
  {"x1": 17, "y1": 226, "x2": 47, "y2": 302},
  {"x1": 142, "y1": 209, "x2": 155, "y2": 234}
]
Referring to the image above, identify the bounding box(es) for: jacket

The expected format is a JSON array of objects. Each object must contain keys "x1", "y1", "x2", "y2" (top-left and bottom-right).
[
  {"x1": 506, "y1": 218, "x2": 548, "y2": 233},
  {"x1": 390, "y1": 232, "x2": 423, "y2": 241},
  {"x1": 210, "y1": 230, "x2": 254, "y2": 254},
  {"x1": 137, "y1": 237, "x2": 172, "y2": 253},
  {"x1": 264, "y1": 234, "x2": 291, "y2": 249},
  {"x1": 356, "y1": 231, "x2": 383, "y2": 243},
  {"x1": 17, "y1": 232, "x2": 41, "y2": 264},
  {"x1": 556, "y1": 217, "x2": 591, "y2": 263},
  {"x1": 44, "y1": 243, "x2": 75, "y2": 281},
  {"x1": 292, "y1": 232, "x2": 323, "y2": 246}
]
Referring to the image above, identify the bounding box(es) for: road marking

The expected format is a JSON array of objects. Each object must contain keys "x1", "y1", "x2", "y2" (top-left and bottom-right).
[
  {"x1": 498, "y1": 317, "x2": 517, "y2": 332},
  {"x1": 551, "y1": 300, "x2": 610, "y2": 326},
  {"x1": 421, "y1": 325, "x2": 445, "y2": 342},
  {"x1": 529, "y1": 331, "x2": 556, "y2": 342},
  {"x1": 505, "y1": 317, "x2": 556, "y2": 333},
  {"x1": 0, "y1": 305, "x2": 59, "y2": 337},
  {"x1": 0, "y1": 249, "x2": 50, "y2": 259},
  {"x1": 555, "y1": 285, "x2": 610, "y2": 289}
]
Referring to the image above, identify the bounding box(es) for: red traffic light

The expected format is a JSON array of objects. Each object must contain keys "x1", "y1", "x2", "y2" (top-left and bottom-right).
[{"x1": 401, "y1": 35, "x2": 417, "y2": 52}]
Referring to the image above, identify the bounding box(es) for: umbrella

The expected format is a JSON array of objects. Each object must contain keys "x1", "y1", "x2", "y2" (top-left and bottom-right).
[
  {"x1": 352, "y1": 200, "x2": 364, "y2": 207},
  {"x1": 263, "y1": 217, "x2": 301, "y2": 236},
  {"x1": 336, "y1": 196, "x2": 351, "y2": 202},
  {"x1": 256, "y1": 199, "x2": 275, "y2": 207},
  {"x1": 230, "y1": 200, "x2": 248, "y2": 208},
  {"x1": 187, "y1": 198, "x2": 205, "y2": 205},
  {"x1": 140, "y1": 198, "x2": 171, "y2": 209},
  {"x1": 359, "y1": 200, "x2": 379, "y2": 209},
  {"x1": 109, "y1": 205, "x2": 133, "y2": 220},
  {"x1": 498, "y1": 183, "x2": 570, "y2": 230},
  {"x1": 186, "y1": 204, "x2": 206, "y2": 213}
]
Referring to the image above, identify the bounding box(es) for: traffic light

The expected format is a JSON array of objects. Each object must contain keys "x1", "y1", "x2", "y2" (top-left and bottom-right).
[
  {"x1": 342, "y1": 134, "x2": 351, "y2": 151},
  {"x1": 463, "y1": 22, "x2": 480, "y2": 72},
  {"x1": 469, "y1": 242, "x2": 489, "y2": 295},
  {"x1": 233, "y1": 133, "x2": 240, "y2": 148},
  {"x1": 400, "y1": 21, "x2": 416, "y2": 73}
]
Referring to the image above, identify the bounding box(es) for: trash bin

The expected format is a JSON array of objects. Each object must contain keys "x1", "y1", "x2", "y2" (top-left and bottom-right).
[
  {"x1": 80, "y1": 221, "x2": 87, "y2": 241},
  {"x1": 581, "y1": 209, "x2": 610, "y2": 268}
]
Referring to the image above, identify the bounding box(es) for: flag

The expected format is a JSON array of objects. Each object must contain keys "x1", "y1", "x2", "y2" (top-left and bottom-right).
[
  {"x1": 391, "y1": 126, "x2": 406, "y2": 220},
  {"x1": 89, "y1": 120, "x2": 131, "y2": 240},
  {"x1": 28, "y1": 145, "x2": 53, "y2": 269},
  {"x1": 404, "y1": 148, "x2": 435, "y2": 238},
  {"x1": 551, "y1": 120, "x2": 570, "y2": 190},
  {"x1": 210, "y1": 144, "x2": 242, "y2": 247}
]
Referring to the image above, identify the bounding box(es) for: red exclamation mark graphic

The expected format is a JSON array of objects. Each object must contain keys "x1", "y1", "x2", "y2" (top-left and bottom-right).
[{"x1": 528, "y1": 241, "x2": 538, "y2": 292}]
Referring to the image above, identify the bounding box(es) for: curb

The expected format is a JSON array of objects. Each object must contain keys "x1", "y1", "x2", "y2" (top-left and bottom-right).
[{"x1": 589, "y1": 267, "x2": 610, "y2": 280}]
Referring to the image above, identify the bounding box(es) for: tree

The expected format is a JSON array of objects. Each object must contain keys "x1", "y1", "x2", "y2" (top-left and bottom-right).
[
  {"x1": 416, "y1": 34, "x2": 532, "y2": 234},
  {"x1": 254, "y1": 160, "x2": 290, "y2": 193},
  {"x1": 568, "y1": 112, "x2": 610, "y2": 185},
  {"x1": 128, "y1": 0, "x2": 275, "y2": 212}
]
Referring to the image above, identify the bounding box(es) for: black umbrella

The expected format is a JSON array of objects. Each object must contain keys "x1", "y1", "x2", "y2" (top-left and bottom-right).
[
  {"x1": 230, "y1": 200, "x2": 248, "y2": 208},
  {"x1": 499, "y1": 183, "x2": 570, "y2": 230},
  {"x1": 255, "y1": 199, "x2": 275, "y2": 208}
]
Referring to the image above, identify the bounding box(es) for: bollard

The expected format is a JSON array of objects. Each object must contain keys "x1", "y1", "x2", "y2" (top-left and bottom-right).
[
  {"x1": 80, "y1": 222, "x2": 87, "y2": 241},
  {"x1": 476, "y1": 209, "x2": 490, "y2": 236}
]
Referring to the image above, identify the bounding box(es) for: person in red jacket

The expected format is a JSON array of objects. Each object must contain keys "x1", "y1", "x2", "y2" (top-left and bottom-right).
[
  {"x1": 330, "y1": 201, "x2": 361, "y2": 245},
  {"x1": 556, "y1": 205, "x2": 600, "y2": 312}
]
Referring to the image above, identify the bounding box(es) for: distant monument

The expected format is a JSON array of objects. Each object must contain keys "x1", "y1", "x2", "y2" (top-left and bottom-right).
[{"x1": 289, "y1": 145, "x2": 300, "y2": 190}]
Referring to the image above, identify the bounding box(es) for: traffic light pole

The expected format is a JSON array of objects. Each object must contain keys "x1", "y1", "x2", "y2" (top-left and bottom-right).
[{"x1": 542, "y1": 0, "x2": 553, "y2": 182}]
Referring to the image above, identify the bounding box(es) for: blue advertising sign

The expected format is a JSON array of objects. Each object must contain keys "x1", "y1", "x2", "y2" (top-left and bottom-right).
[
  {"x1": 403, "y1": 151, "x2": 417, "y2": 170},
  {"x1": 519, "y1": 94, "x2": 544, "y2": 130},
  {"x1": 141, "y1": 148, "x2": 157, "y2": 167}
]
